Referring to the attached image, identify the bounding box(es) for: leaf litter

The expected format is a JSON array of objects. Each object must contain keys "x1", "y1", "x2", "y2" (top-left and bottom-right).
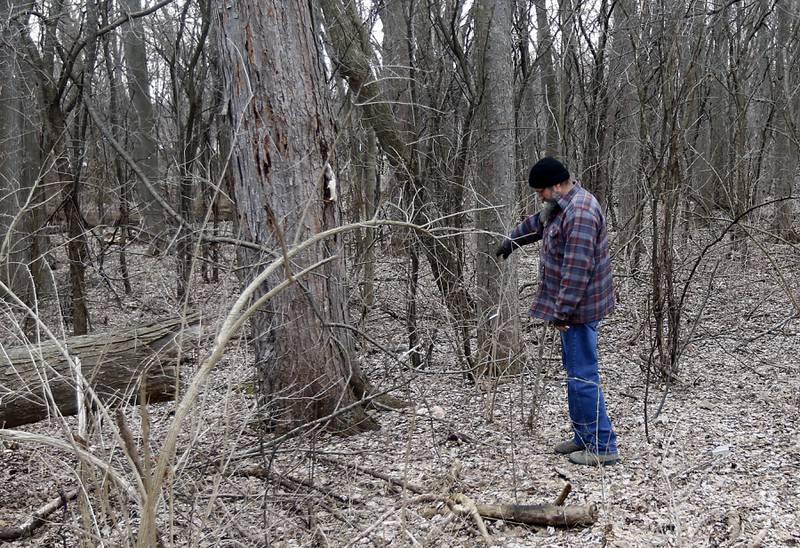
[{"x1": 0, "y1": 231, "x2": 798, "y2": 547}]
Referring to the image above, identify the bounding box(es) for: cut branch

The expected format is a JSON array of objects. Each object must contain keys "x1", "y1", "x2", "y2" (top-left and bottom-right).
[{"x1": 474, "y1": 501, "x2": 598, "y2": 527}]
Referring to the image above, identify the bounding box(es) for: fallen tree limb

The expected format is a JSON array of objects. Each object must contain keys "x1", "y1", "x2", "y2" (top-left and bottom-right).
[
  {"x1": 452, "y1": 493, "x2": 491, "y2": 544},
  {"x1": 0, "y1": 486, "x2": 82, "y2": 541},
  {"x1": 313, "y1": 454, "x2": 427, "y2": 494},
  {"x1": 0, "y1": 315, "x2": 201, "y2": 428},
  {"x1": 474, "y1": 501, "x2": 598, "y2": 527},
  {"x1": 317, "y1": 455, "x2": 598, "y2": 528},
  {"x1": 235, "y1": 464, "x2": 354, "y2": 505},
  {"x1": 553, "y1": 482, "x2": 572, "y2": 506}
]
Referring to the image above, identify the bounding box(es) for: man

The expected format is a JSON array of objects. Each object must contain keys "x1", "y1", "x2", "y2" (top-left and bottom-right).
[{"x1": 496, "y1": 156, "x2": 618, "y2": 466}]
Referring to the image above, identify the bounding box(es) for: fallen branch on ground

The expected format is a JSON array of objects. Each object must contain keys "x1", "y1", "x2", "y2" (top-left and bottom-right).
[
  {"x1": 317, "y1": 455, "x2": 598, "y2": 530},
  {"x1": 235, "y1": 464, "x2": 354, "y2": 504},
  {"x1": 0, "y1": 486, "x2": 83, "y2": 541}
]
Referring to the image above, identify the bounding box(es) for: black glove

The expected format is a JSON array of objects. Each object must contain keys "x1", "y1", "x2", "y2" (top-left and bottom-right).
[
  {"x1": 540, "y1": 198, "x2": 562, "y2": 226},
  {"x1": 495, "y1": 238, "x2": 514, "y2": 260}
]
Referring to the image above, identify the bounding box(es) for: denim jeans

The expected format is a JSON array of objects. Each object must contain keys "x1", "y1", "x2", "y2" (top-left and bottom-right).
[{"x1": 560, "y1": 321, "x2": 617, "y2": 453}]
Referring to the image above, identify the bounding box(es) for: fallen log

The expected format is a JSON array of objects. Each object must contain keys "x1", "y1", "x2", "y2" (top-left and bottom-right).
[
  {"x1": 0, "y1": 315, "x2": 201, "y2": 428},
  {"x1": 475, "y1": 501, "x2": 598, "y2": 527}
]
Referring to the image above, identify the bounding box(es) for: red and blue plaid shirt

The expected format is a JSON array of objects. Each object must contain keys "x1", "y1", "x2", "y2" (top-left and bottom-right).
[{"x1": 508, "y1": 182, "x2": 614, "y2": 324}]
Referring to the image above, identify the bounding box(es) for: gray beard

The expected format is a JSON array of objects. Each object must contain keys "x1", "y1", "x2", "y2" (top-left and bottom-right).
[{"x1": 540, "y1": 197, "x2": 561, "y2": 226}]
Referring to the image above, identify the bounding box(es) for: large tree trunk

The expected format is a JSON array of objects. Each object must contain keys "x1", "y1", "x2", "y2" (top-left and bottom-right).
[
  {"x1": 0, "y1": 316, "x2": 198, "y2": 428},
  {"x1": 474, "y1": 0, "x2": 519, "y2": 375},
  {"x1": 218, "y1": 0, "x2": 377, "y2": 434},
  {"x1": 771, "y1": 1, "x2": 798, "y2": 238},
  {"x1": 0, "y1": 9, "x2": 23, "y2": 295},
  {"x1": 122, "y1": 0, "x2": 168, "y2": 252},
  {"x1": 534, "y1": 0, "x2": 560, "y2": 157},
  {"x1": 0, "y1": 2, "x2": 42, "y2": 301}
]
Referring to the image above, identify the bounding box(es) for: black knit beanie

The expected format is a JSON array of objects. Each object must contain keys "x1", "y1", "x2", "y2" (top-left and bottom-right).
[{"x1": 528, "y1": 157, "x2": 570, "y2": 189}]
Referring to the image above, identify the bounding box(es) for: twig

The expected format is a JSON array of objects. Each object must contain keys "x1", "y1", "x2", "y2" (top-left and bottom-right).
[
  {"x1": 403, "y1": 492, "x2": 492, "y2": 544},
  {"x1": 115, "y1": 411, "x2": 145, "y2": 479},
  {"x1": 343, "y1": 507, "x2": 398, "y2": 548},
  {"x1": 553, "y1": 483, "x2": 572, "y2": 506},
  {"x1": 733, "y1": 315, "x2": 798, "y2": 352},
  {"x1": 443, "y1": 459, "x2": 462, "y2": 494},
  {"x1": 749, "y1": 524, "x2": 769, "y2": 547},
  {"x1": 0, "y1": 429, "x2": 139, "y2": 503}
]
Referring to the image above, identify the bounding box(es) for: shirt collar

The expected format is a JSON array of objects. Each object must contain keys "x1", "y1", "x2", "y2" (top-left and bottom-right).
[{"x1": 557, "y1": 180, "x2": 581, "y2": 210}]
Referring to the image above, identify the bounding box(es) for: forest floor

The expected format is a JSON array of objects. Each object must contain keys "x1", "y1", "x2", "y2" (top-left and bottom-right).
[{"x1": 1, "y1": 226, "x2": 799, "y2": 547}]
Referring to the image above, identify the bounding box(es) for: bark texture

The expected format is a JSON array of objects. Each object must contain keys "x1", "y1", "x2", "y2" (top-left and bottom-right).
[
  {"x1": 475, "y1": 502, "x2": 598, "y2": 527},
  {"x1": 218, "y1": 0, "x2": 376, "y2": 434},
  {"x1": 122, "y1": 0, "x2": 168, "y2": 250},
  {"x1": 0, "y1": 316, "x2": 199, "y2": 428},
  {"x1": 474, "y1": 0, "x2": 519, "y2": 374}
]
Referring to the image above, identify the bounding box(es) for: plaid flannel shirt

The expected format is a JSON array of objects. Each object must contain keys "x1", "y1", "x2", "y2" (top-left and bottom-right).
[{"x1": 508, "y1": 182, "x2": 614, "y2": 324}]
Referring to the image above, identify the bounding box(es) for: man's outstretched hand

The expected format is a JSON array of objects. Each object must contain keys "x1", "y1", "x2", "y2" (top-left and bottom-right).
[{"x1": 495, "y1": 239, "x2": 513, "y2": 260}]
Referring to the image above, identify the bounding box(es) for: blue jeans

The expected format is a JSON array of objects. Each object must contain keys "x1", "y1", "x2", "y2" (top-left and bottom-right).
[{"x1": 560, "y1": 321, "x2": 617, "y2": 453}]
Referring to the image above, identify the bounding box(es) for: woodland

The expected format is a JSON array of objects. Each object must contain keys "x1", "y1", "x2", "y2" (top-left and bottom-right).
[{"x1": 0, "y1": 0, "x2": 799, "y2": 546}]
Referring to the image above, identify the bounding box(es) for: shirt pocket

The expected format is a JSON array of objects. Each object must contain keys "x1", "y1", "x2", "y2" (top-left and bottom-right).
[{"x1": 543, "y1": 223, "x2": 562, "y2": 258}]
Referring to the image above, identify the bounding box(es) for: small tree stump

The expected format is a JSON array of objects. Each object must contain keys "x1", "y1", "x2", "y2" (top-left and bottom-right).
[{"x1": 0, "y1": 315, "x2": 201, "y2": 427}]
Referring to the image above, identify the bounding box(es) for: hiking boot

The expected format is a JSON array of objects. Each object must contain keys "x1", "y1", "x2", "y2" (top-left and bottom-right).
[
  {"x1": 568, "y1": 449, "x2": 619, "y2": 466},
  {"x1": 554, "y1": 439, "x2": 585, "y2": 455}
]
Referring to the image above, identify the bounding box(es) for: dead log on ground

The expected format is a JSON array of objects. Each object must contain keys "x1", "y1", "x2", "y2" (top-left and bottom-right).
[
  {"x1": 475, "y1": 501, "x2": 598, "y2": 527},
  {"x1": 0, "y1": 315, "x2": 201, "y2": 428}
]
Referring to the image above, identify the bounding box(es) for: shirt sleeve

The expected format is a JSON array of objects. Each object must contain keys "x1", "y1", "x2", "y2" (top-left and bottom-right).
[
  {"x1": 555, "y1": 204, "x2": 597, "y2": 320},
  {"x1": 508, "y1": 212, "x2": 544, "y2": 247}
]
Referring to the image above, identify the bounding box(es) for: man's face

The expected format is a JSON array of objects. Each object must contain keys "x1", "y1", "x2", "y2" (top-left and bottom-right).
[{"x1": 535, "y1": 185, "x2": 561, "y2": 201}]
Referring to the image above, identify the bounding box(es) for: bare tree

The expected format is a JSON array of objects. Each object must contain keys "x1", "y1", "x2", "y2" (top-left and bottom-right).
[
  {"x1": 0, "y1": 1, "x2": 23, "y2": 294},
  {"x1": 320, "y1": 0, "x2": 477, "y2": 375},
  {"x1": 579, "y1": 0, "x2": 613, "y2": 207},
  {"x1": 771, "y1": 1, "x2": 798, "y2": 239},
  {"x1": 122, "y1": 0, "x2": 169, "y2": 252},
  {"x1": 1, "y1": 0, "x2": 50, "y2": 305},
  {"x1": 533, "y1": 0, "x2": 560, "y2": 157},
  {"x1": 217, "y1": 0, "x2": 377, "y2": 433},
  {"x1": 11, "y1": 0, "x2": 94, "y2": 334},
  {"x1": 474, "y1": 0, "x2": 519, "y2": 373},
  {"x1": 609, "y1": 0, "x2": 646, "y2": 267}
]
